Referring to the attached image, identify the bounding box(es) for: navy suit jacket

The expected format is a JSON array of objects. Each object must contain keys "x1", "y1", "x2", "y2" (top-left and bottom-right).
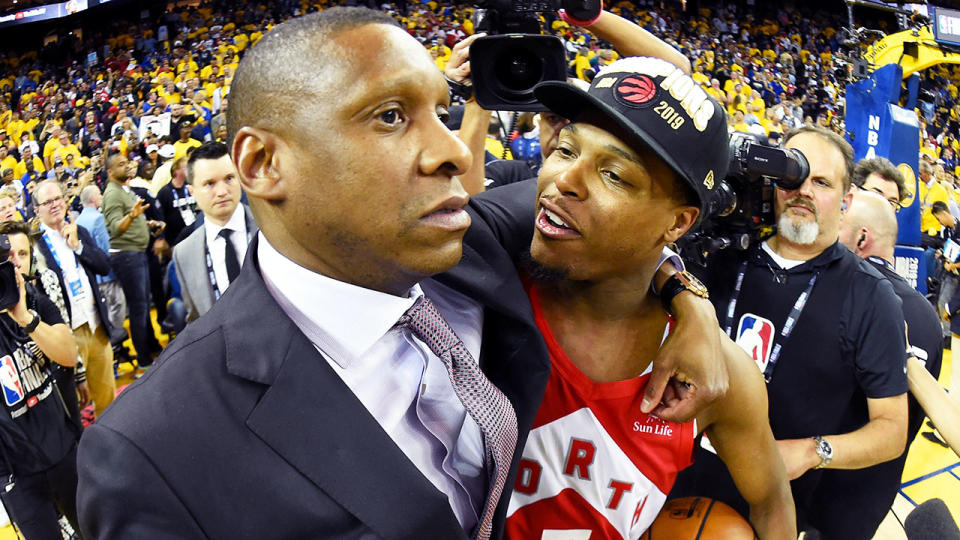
[
  {"x1": 76, "y1": 182, "x2": 550, "y2": 539},
  {"x1": 34, "y1": 225, "x2": 114, "y2": 334}
]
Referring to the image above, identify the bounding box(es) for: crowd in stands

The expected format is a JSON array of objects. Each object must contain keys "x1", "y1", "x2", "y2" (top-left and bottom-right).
[{"x1": 0, "y1": 0, "x2": 952, "y2": 364}]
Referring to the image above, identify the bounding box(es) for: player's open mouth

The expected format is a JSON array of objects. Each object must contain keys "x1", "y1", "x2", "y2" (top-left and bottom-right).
[{"x1": 536, "y1": 207, "x2": 581, "y2": 239}]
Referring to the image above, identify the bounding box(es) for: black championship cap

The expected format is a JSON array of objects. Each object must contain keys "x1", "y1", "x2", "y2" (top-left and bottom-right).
[{"x1": 534, "y1": 57, "x2": 729, "y2": 213}]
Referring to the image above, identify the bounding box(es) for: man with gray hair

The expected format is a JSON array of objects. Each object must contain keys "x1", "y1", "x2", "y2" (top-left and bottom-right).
[
  {"x1": 33, "y1": 180, "x2": 117, "y2": 418},
  {"x1": 673, "y1": 125, "x2": 909, "y2": 539},
  {"x1": 76, "y1": 184, "x2": 128, "y2": 337}
]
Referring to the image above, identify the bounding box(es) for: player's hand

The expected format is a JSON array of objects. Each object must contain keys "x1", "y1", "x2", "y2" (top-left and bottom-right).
[
  {"x1": 644, "y1": 292, "x2": 728, "y2": 423},
  {"x1": 444, "y1": 33, "x2": 485, "y2": 84},
  {"x1": 776, "y1": 438, "x2": 819, "y2": 479}
]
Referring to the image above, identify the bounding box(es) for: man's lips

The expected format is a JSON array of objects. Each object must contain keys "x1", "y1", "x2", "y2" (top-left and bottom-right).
[
  {"x1": 785, "y1": 199, "x2": 816, "y2": 216},
  {"x1": 420, "y1": 196, "x2": 471, "y2": 231},
  {"x1": 536, "y1": 200, "x2": 581, "y2": 239}
]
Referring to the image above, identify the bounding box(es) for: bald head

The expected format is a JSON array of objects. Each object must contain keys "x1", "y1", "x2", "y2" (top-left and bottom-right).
[
  {"x1": 839, "y1": 190, "x2": 899, "y2": 260},
  {"x1": 227, "y1": 7, "x2": 399, "y2": 146}
]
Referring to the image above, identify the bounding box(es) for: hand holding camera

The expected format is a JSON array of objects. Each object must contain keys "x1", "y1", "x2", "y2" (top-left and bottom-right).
[{"x1": 2, "y1": 271, "x2": 30, "y2": 327}]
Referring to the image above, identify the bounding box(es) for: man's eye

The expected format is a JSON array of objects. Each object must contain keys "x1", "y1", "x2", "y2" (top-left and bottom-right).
[
  {"x1": 603, "y1": 170, "x2": 625, "y2": 184},
  {"x1": 378, "y1": 108, "x2": 405, "y2": 126}
]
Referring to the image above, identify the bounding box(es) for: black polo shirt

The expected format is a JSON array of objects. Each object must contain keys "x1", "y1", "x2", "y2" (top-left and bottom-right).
[
  {"x1": 808, "y1": 257, "x2": 943, "y2": 540},
  {"x1": 672, "y1": 240, "x2": 908, "y2": 534},
  {"x1": 0, "y1": 290, "x2": 78, "y2": 478}
]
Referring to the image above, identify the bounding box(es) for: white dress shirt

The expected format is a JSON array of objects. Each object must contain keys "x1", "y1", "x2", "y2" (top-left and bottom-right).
[
  {"x1": 257, "y1": 233, "x2": 486, "y2": 532},
  {"x1": 41, "y1": 224, "x2": 98, "y2": 330},
  {"x1": 204, "y1": 205, "x2": 248, "y2": 294}
]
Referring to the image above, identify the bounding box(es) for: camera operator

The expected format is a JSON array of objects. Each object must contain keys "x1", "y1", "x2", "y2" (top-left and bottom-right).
[
  {"x1": 672, "y1": 126, "x2": 909, "y2": 540},
  {"x1": 447, "y1": 7, "x2": 692, "y2": 194},
  {"x1": 0, "y1": 222, "x2": 83, "y2": 538}
]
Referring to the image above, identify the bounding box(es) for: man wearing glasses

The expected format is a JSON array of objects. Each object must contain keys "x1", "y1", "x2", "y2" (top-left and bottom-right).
[
  {"x1": 33, "y1": 180, "x2": 117, "y2": 418},
  {"x1": 851, "y1": 157, "x2": 906, "y2": 214}
]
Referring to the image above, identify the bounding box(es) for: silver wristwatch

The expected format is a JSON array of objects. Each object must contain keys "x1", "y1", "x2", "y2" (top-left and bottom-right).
[{"x1": 813, "y1": 436, "x2": 833, "y2": 469}]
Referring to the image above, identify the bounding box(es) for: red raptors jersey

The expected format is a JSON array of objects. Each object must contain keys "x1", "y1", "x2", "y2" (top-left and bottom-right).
[{"x1": 505, "y1": 285, "x2": 696, "y2": 540}]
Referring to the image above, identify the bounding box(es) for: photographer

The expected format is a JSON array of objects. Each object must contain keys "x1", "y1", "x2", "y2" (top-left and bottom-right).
[
  {"x1": 672, "y1": 126, "x2": 908, "y2": 539},
  {"x1": 0, "y1": 221, "x2": 82, "y2": 538}
]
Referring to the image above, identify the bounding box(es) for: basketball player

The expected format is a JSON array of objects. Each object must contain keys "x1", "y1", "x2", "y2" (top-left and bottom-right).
[{"x1": 502, "y1": 58, "x2": 796, "y2": 539}]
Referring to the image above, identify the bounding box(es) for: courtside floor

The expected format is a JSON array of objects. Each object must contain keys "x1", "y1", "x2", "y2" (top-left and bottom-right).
[{"x1": 0, "y1": 323, "x2": 956, "y2": 538}]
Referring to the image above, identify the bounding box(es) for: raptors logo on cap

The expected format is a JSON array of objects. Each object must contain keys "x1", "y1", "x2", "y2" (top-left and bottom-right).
[{"x1": 615, "y1": 75, "x2": 658, "y2": 107}]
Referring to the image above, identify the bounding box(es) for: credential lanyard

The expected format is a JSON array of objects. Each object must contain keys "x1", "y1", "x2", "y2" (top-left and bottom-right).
[
  {"x1": 724, "y1": 260, "x2": 821, "y2": 382},
  {"x1": 40, "y1": 231, "x2": 81, "y2": 275},
  {"x1": 204, "y1": 240, "x2": 222, "y2": 301}
]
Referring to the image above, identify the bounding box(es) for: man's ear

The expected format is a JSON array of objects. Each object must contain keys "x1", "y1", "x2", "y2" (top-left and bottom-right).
[
  {"x1": 232, "y1": 126, "x2": 284, "y2": 202},
  {"x1": 664, "y1": 206, "x2": 699, "y2": 244}
]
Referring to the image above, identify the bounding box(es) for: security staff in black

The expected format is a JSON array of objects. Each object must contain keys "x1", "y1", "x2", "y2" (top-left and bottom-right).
[
  {"x1": 671, "y1": 126, "x2": 909, "y2": 540},
  {"x1": 0, "y1": 230, "x2": 82, "y2": 539},
  {"x1": 824, "y1": 188, "x2": 944, "y2": 538}
]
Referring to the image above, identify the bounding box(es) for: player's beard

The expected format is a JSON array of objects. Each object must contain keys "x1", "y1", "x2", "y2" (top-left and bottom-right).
[
  {"x1": 519, "y1": 250, "x2": 569, "y2": 284},
  {"x1": 778, "y1": 212, "x2": 819, "y2": 245}
]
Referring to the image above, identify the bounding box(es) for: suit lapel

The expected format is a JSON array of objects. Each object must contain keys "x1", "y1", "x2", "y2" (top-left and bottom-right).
[
  {"x1": 221, "y1": 237, "x2": 467, "y2": 540},
  {"x1": 184, "y1": 227, "x2": 216, "y2": 312},
  {"x1": 36, "y1": 232, "x2": 64, "y2": 276}
]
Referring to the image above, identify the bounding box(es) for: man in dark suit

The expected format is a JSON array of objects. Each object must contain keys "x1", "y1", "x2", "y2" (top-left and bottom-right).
[
  {"x1": 172, "y1": 142, "x2": 257, "y2": 322},
  {"x1": 32, "y1": 179, "x2": 116, "y2": 417},
  {"x1": 77, "y1": 9, "x2": 726, "y2": 539}
]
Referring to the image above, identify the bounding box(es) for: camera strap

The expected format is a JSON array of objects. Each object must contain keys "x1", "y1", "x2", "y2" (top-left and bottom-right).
[{"x1": 724, "y1": 260, "x2": 822, "y2": 382}]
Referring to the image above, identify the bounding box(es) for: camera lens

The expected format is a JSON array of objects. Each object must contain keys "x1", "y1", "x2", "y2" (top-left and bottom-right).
[{"x1": 495, "y1": 48, "x2": 543, "y2": 92}]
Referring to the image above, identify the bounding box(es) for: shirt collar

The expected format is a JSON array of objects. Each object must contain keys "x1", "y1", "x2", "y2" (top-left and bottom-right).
[
  {"x1": 256, "y1": 232, "x2": 421, "y2": 367},
  {"x1": 39, "y1": 222, "x2": 63, "y2": 240},
  {"x1": 204, "y1": 204, "x2": 246, "y2": 245}
]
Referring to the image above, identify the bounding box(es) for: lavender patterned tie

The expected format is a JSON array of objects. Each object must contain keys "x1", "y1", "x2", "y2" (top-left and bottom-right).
[{"x1": 395, "y1": 296, "x2": 518, "y2": 540}]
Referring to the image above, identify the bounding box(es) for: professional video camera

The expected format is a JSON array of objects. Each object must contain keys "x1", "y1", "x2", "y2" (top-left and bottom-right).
[
  {"x1": 678, "y1": 132, "x2": 810, "y2": 267},
  {"x1": 0, "y1": 235, "x2": 20, "y2": 312},
  {"x1": 469, "y1": 0, "x2": 600, "y2": 111}
]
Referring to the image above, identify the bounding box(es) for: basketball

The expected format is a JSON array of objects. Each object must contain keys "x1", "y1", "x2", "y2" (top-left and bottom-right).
[{"x1": 642, "y1": 497, "x2": 757, "y2": 539}]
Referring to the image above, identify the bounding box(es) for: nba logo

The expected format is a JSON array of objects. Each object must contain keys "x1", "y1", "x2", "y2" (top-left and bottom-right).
[
  {"x1": 735, "y1": 314, "x2": 775, "y2": 373},
  {"x1": 0, "y1": 355, "x2": 23, "y2": 406}
]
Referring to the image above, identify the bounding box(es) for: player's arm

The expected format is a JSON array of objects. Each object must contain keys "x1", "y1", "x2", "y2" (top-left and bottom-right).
[
  {"x1": 586, "y1": 10, "x2": 691, "y2": 73},
  {"x1": 645, "y1": 266, "x2": 727, "y2": 422},
  {"x1": 699, "y1": 333, "x2": 796, "y2": 540}
]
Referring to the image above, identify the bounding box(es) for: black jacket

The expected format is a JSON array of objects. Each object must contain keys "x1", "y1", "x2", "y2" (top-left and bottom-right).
[{"x1": 34, "y1": 225, "x2": 113, "y2": 336}]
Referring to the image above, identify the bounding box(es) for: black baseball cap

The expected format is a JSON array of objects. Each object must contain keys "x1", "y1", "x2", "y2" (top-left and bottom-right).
[{"x1": 534, "y1": 57, "x2": 729, "y2": 214}]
